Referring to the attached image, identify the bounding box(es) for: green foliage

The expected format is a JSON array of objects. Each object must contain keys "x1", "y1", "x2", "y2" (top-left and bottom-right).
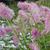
[
  {"x1": 36, "y1": 34, "x2": 50, "y2": 50},
  {"x1": 37, "y1": 0, "x2": 50, "y2": 7}
]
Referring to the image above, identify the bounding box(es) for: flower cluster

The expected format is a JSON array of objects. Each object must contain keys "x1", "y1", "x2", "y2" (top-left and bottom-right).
[
  {"x1": 0, "y1": 26, "x2": 12, "y2": 37},
  {"x1": 0, "y1": 1, "x2": 50, "y2": 50},
  {"x1": 17, "y1": 1, "x2": 50, "y2": 33},
  {"x1": 0, "y1": 2, "x2": 14, "y2": 20},
  {"x1": 17, "y1": 2, "x2": 50, "y2": 50}
]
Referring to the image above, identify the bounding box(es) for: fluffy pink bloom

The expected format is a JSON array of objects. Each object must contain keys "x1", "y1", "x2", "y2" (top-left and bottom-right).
[
  {"x1": 32, "y1": 13, "x2": 41, "y2": 23},
  {"x1": 0, "y1": 3, "x2": 14, "y2": 20},
  {"x1": 27, "y1": 2, "x2": 40, "y2": 12},
  {"x1": 0, "y1": 26, "x2": 12, "y2": 37},
  {"x1": 18, "y1": 10, "x2": 27, "y2": 17},
  {"x1": 0, "y1": 27, "x2": 6, "y2": 37},
  {"x1": 4, "y1": 27, "x2": 12, "y2": 33},
  {"x1": 31, "y1": 28, "x2": 40, "y2": 38},
  {"x1": 27, "y1": 2, "x2": 41, "y2": 23},
  {"x1": 40, "y1": 6, "x2": 50, "y2": 34},
  {"x1": 40, "y1": 6, "x2": 50, "y2": 18},
  {"x1": 17, "y1": 2, "x2": 29, "y2": 10},
  {"x1": 17, "y1": 2, "x2": 40, "y2": 11},
  {"x1": 18, "y1": 10, "x2": 28, "y2": 19},
  {"x1": 12, "y1": 34, "x2": 19, "y2": 46},
  {"x1": 18, "y1": 2, "x2": 41, "y2": 23},
  {"x1": 44, "y1": 14, "x2": 50, "y2": 33},
  {"x1": 29, "y1": 42, "x2": 40, "y2": 50}
]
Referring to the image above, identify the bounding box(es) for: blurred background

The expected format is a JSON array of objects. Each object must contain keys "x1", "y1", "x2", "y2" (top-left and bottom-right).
[
  {"x1": 0, "y1": 0, "x2": 50, "y2": 50},
  {"x1": 0, "y1": 0, "x2": 50, "y2": 7}
]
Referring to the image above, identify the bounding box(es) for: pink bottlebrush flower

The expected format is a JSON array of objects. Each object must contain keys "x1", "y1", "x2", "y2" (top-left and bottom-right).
[
  {"x1": 0, "y1": 3, "x2": 14, "y2": 20},
  {"x1": 27, "y1": 2, "x2": 40, "y2": 12},
  {"x1": 12, "y1": 34, "x2": 19, "y2": 46},
  {"x1": 44, "y1": 14, "x2": 50, "y2": 33},
  {"x1": 28, "y1": 2, "x2": 41, "y2": 23},
  {"x1": 31, "y1": 28, "x2": 40, "y2": 38},
  {"x1": 0, "y1": 26, "x2": 12, "y2": 37},
  {"x1": 18, "y1": 10, "x2": 29, "y2": 21},
  {"x1": 40, "y1": 6, "x2": 50, "y2": 34},
  {"x1": 32, "y1": 13, "x2": 41, "y2": 23},
  {"x1": 40, "y1": 6, "x2": 50, "y2": 17},
  {"x1": 18, "y1": 10, "x2": 28, "y2": 17},
  {"x1": 0, "y1": 27, "x2": 6, "y2": 37},
  {"x1": 18, "y1": 2, "x2": 41, "y2": 23},
  {"x1": 5, "y1": 27, "x2": 12, "y2": 33},
  {"x1": 18, "y1": 10, "x2": 27, "y2": 17},
  {"x1": 17, "y1": 2, "x2": 29, "y2": 10},
  {"x1": 29, "y1": 42, "x2": 40, "y2": 50}
]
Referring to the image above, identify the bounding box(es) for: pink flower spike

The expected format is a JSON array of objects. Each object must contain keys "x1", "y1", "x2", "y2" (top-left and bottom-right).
[
  {"x1": 0, "y1": 27, "x2": 6, "y2": 37},
  {"x1": 29, "y1": 42, "x2": 40, "y2": 50},
  {"x1": 17, "y1": 2, "x2": 29, "y2": 10},
  {"x1": 0, "y1": 2, "x2": 14, "y2": 20},
  {"x1": 44, "y1": 14, "x2": 50, "y2": 33},
  {"x1": 31, "y1": 28, "x2": 40, "y2": 38},
  {"x1": 12, "y1": 34, "x2": 19, "y2": 46}
]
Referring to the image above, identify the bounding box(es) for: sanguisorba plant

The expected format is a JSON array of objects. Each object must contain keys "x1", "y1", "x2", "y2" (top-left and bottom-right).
[{"x1": 0, "y1": 1, "x2": 50, "y2": 50}]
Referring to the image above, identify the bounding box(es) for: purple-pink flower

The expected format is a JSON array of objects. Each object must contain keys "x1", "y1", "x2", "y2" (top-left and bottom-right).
[
  {"x1": 18, "y1": 10, "x2": 27, "y2": 17},
  {"x1": 40, "y1": 6, "x2": 50, "y2": 34},
  {"x1": 29, "y1": 42, "x2": 40, "y2": 50},
  {"x1": 0, "y1": 3, "x2": 14, "y2": 20},
  {"x1": 12, "y1": 34, "x2": 19, "y2": 46},
  {"x1": 0, "y1": 26, "x2": 12, "y2": 37},
  {"x1": 4, "y1": 27, "x2": 12, "y2": 33},
  {"x1": 0, "y1": 27, "x2": 6, "y2": 37},
  {"x1": 17, "y1": 2, "x2": 29, "y2": 10},
  {"x1": 18, "y1": 10, "x2": 29, "y2": 21},
  {"x1": 44, "y1": 14, "x2": 50, "y2": 33},
  {"x1": 40, "y1": 6, "x2": 50, "y2": 17},
  {"x1": 31, "y1": 28, "x2": 40, "y2": 38},
  {"x1": 17, "y1": 2, "x2": 41, "y2": 23}
]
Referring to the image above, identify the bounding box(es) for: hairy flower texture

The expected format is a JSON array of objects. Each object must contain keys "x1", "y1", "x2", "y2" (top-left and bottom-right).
[
  {"x1": 0, "y1": 2, "x2": 14, "y2": 20},
  {"x1": 0, "y1": 26, "x2": 12, "y2": 37},
  {"x1": 40, "y1": 6, "x2": 50, "y2": 21},
  {"x1": 17, "y1": 2, "x2": 41, "y2": 23},
  {"x1": 27, "y1": 2, "x2": 40, "y2": 12},
  {"x1": 40, "y1": 6, "x2": 50, "y2": 34},
  {"x1": 12, "y1": 34, "x2": 19, "y2": 47},
  {"x1": 17, "y1": 2, "x2": 29, "y2": 10},
  {"x1": 0, "y1": 26, "x2": 19, "y2": 47},
  {"x1": 44, "y1": 14, "x2": 50, "y2": 33},
  {"x1": 0, "y1": 27, "x2": 6, "y2": 37},
  {"x1": 18, "y1": 2, "x2": 50, "y2": 35},
  {"x1": 31, "y1": 28, "x2": 40, "y2": 38},
  {"x1": 28, "y1": 2, "x2": 41, "y2": 23},
  {"x1": 18, "y1": 10, "x2": 29, "y2": 22},
  {"x1": 40, "y1": 6, "x2": 50, "y2": 18},
  {"x1": 4, "y1": 27, "x2": 12, "y2": 33},
  {"x1": 29, "y1": 42, "x2": 40, "y2": 50}
]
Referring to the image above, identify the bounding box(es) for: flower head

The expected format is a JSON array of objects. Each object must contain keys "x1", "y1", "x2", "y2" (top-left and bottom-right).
[
  {"x1": 0, "y1": 27, "x2": 6, "y2": 37},
  {"x1": 44, "y1": 14, "x2": 50, "y2": 33},
  {"x1": 40, "y1": 6, "x2": 50, "y2": 34},
  {"x1": 18, "y1": 10, "x2": 29, "y2": 21},
  {"x1": 0, "y1": 2, "x2": 14, "y2": 20},
  {"x1": 17, "y1": 2, "x2": 29, "y2": 10},
  {"x1": 31, "y1": 28, "x2": 40, "y2": 38},
  {"x1": 0, "y1": 26, "x2": 12, "y2": 37},
  {"x1": 29, "y1": 42, "x2": 40, "y2": 50},
  {"x1": 12, "y1": 34, "x2": 19, "y2": 47}
]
